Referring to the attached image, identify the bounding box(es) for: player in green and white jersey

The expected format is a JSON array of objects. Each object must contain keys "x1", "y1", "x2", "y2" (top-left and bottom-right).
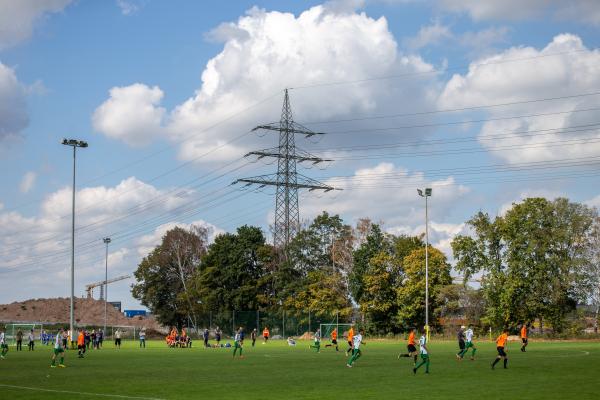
[
  {"x1": 310, "y1": 328, "x2": 321, "y2": 353},
  {"x1": 0, "y1": 329, "x2": 8, "y2": 359},
  {"x1": 458, "y1": 325, "x2": 477, "y2": 360},
  {"x1": 50, "y1": 328, "x2": 66, "y2": 368},
  {"x1": 346, "y1": 329, "x2": 365, "y2": 367},
  {"x1": 232, "y1": 327, "x2": 244, "y2": 358},
  {"x1": 413, "y1": 330, "x2": 430, "y2": 374}
]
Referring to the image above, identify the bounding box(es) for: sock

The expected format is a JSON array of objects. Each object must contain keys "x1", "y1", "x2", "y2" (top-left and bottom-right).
[
  {"x1": 60, "y1": 356, "x2": 64, "y2": 365},
  {"x1": 503, "y1": 358, "x2": 508, "y2": 368},
  {"x1": 51, "y1": 358, "x2": 55, "y2": 366},
  {"x1": 413, "y1": 354, "x2": 418, "y2": 363},
  {"x1": 492, "y1": 358, "x2": 500, "y2": 367},
  {"x1": 425, "y1": 359, "x2": 430, "y2": 373},
  {"x1": 239, "y1": 347, "x2": 243, "y2": 356},
  {"x1": 472, "y1": 348, "x2": 477, "y2": 357}
]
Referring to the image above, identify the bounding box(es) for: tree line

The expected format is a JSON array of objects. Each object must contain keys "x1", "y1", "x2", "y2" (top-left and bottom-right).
[{"x1": 132, "y1": 197, "x2": 600, "y2": 335}]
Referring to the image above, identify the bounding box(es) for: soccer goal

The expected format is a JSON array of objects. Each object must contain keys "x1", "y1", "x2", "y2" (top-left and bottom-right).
[
  {"x1": 6, "y1": 323, "x2": 41, "y2": 345},
  {"x1": 319, "y1": 323, "x2": 353, "y2": 340}
]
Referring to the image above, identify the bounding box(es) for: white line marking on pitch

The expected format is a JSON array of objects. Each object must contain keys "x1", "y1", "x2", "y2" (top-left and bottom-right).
[{"x1": 0, "y1": 384, "x2": 167, "y2": 400}]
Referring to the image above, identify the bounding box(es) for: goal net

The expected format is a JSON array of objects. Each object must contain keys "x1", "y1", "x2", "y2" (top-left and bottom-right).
[
  {"x1": 7, "y1": 323, "x2": 41, "y2": 344},
  {"x1": 319, "y1": 323, "x2": 354, "y2": 340}
]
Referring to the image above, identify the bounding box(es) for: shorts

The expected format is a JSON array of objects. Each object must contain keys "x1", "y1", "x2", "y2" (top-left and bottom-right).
[
  {"x1": 522, "y1": 338, "x2": 528, "y2": 344},
  {"x1": 115, "y1": 338, "x2": 122, "y2": 345},
  {"x1": 62, "y1": 339, "x2": 67, "y2": 347},
  {"x1": 1, "y1": 343, "x2": 8, "y2": 350},
  {"x1": 53, "y1": 348, "x2": 64, "y2": 355},
  {"x1": 263, "y1": 336, "x2": 268, "y2": 341},
  {"x1": 78, "y1": 344, "x2": 85, "y2": 350},
  {"x1": 348, "y1": 340, "x2": 353, "y2": 347},
  {"x1": 497, "y1": 346, "x2": 507, "y2": 357},
  {"x1": 407, "y1": 344, "x2": 417, "y2": 353},
  {"x1": 331, "y1": 339, "x2": 338, "y2": 344},
  {"x1": 458, "y1": 340, "x2": 465, "y2": 350}
]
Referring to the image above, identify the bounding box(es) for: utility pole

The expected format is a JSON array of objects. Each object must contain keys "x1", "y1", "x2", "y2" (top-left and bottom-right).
[
  {"x1": 234, "y1": 89, "x2": 338, "y2": 257},
  {"x1": 103, "y1": 237, "x2": 111, "y2": 335},
  {"x1": 61, "y1": 138, "x2": 88, "y2": 346},
  {"x1": 417, "y1": 188, "x2": 432, "y2": 341}
]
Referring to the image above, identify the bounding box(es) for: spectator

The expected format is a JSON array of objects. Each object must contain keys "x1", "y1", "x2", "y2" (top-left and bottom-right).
[
  {"x1": 203, "y1": 328, "x2": 209, "y2": 348},
  {"x1": 16, "y1": 329, "x2": 23, "y2": 351},
  {"x1": 114, "y1": 329, "x2": 122, "y2": 349},
  {"x1": 215, "y1": 327, "x2": 222, "y2": 346},
  {"x1": 28, "y1": 329, "x2": 35, "y2": 351},
  {"x1": 139, "y1": 328, "x2": 146, "y2": 348}
]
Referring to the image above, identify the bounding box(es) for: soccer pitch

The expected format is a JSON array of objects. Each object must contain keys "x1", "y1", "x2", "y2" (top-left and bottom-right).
[{"x1": 1, "y1": 340, "x2": 599, "y2": 399}]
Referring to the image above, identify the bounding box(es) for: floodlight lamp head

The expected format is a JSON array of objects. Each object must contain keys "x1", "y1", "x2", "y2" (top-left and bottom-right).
[
  {"x1": 417, "y1": 189, "x2": 423, "y2": 197},
  {"x1": 425, "y1": 188, "x2": 432, "y2": 196},
  {"x1": 103, "y1": 237, "x2": 111, "y2": 244}
]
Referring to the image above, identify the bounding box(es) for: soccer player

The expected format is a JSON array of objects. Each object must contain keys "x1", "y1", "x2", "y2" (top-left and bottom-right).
[
  {"x1": 51, "y1": 328, "x2": 66, "y2": 368},
  {"x1": 520, "y1": 323, "x2": 528, "y2": 352},
  {"x1": 345, "y1": 325, "x2": 354, "y2": 356},
  {"x1": 458, "y1": 325, "x2": 477, "y2": 360},
  {"x1": 0, "y1": 328, "x2": 8, "y2": 359},
  {"x1": 310, "y1": 328, "x2": 321, "y2": 352},
  {"x1": 233, "y1": 327, "x2": 244, "y2": 359},
  {"x1": 413, "y1": 329, "x2": 430, "y2": 374},
  {"x1": 262, "y1": 326, "x2": 269, "y2": 343},
  {"x1": 251, "y1": 329, "x2": 257, "y2": 347},
  {"x1": 491, "y1": 329, "x2": 509, "y2": 370},
  {"x1": 325, "y1": 328, "x2": 339, "y2": 351},
  {"x1": 77, "y1": 329, "x2": 85, "y2": 358},
  {"x1": 456, "y1": 326, "x2": 465, "y2": 360},
  {"x1": 346, "y1": 329, "x2": 365, "y2": 368},
  {"x1": 398, "y1": 327, "x2": 418, "y2": 365}
]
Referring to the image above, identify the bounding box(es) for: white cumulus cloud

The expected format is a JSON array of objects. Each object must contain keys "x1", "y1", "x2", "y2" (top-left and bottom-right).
[
  {"x1": 0, "y1": 62, "x2": 28, "y2": 141},
  {"x1": 0, "y1": 0, "x2": 73, "y2": 49},
  {"x1": 19, "y1": 171, "x2": 36, "y2": 193},
  {"x1": 438, "y1": 34, "x2": 600, "y2": 165},
  {"x1": 92, "y1": 84, "x2": 166, "y2": 147}
]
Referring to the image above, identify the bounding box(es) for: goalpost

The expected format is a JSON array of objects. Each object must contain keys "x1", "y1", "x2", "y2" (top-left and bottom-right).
[
  {"x1": 319, "y1": 323, "x2": 354, "y2": 340},
  {"x1": 7, "y1": 323, "x2": 41, "y2": 345}
]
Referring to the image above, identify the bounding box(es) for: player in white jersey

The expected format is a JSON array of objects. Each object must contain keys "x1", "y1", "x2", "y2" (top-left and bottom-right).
[
  {"x1": 0, "y1": 329, "x2": 8, "y2": 359},
  {"x1": 232, "y1": 327, "x2": 244, "y2": 358},
  {"x1": 50, "y1": 328, "x2": 66, "y2": 368},
  {"x1": 310, "y1": 328, "x2": 321, "y2": 353},
  {"x1": 413, "y1": 329, "x2": 430, "y2": 374},
  {"x1": 458, "y1": 325, "x2": 477, "y2": 360},
  {"x1": 346, "y1": 329, "x2": 365, "y2": 367}
]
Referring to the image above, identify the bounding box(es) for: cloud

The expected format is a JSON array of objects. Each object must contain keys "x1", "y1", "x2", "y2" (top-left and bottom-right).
[
  {"x1": 497, "y1": 188, "x2": 567, "y2": 216},
  {"x1": 404, "y1": 20, "x2": 453, "y2": 49},
  {"x1": 0, "y1": 177, "x2": 208, "y2": 308},
  {"x1": 387, "y1": 221, "x2": 468, "y2": 259},
  {"x1": 92, "y1": 84, "x2": 166, "y2": 147},
  {"x1": 0, "y1": 62, "x2": 28, "y2": 141},
  {"x1": 94, "y1": 5, "x2": 439, "y2": 163},
  {"x1": 437, "y1": 0, "x2": 600, "y2": 25},
  {"x1": 438, "y1": 34, "x2": 600, "y2": 164},
  {"x1": 116, "y1": 0, "x2": 143, "y2": 16},
  {"x1": 19, "y1": 171, "x2": 37, "y2": 193},
  {"x1": 301, "y1": 162, "x2": 470, "y2": 226},
  {"x1": 0, "y1": 0, "x2": 73, "y2": 49}
]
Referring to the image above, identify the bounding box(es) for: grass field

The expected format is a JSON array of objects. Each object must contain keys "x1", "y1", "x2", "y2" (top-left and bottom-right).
[{"x1": 1, "y1": 339, "x2": 599, "y2": 399}]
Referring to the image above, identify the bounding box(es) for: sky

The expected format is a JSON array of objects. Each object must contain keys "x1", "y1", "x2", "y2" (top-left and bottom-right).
[{"x1": 1, "y1": 0, "x2": 599, "y2": 311}]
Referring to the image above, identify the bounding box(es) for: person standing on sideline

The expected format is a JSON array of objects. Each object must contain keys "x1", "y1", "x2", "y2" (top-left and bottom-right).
[
  {"x1": 456, "y1": 326, "x2": 465, "y2": 360},
  {"x1": 77, "y1": 329, "x2": 86, "y2": 358},
  {"x1": 262, "y1": 326, "x2": 269, "y2": 344},
  {"x1": 520, "y1": 324, "x2": 528, "y2": 352},
  {"x1": 28, "y1": 329, "x2": 35, "y2": 351},
  {"x1": 98, "y1": 329, "x2": 104, "y2": 348},
  {"x1": 203, "y1": 328, "x2": 209, "y2": 348},
  {"x1": 50, "y1": 328, "x2": 66, "y2": 368},
  {"x1": 492, "y1": 329, "x2": 509, "y2": 370},
  {"x1": 346, "y1": 329, "x2": 365, "y2": 368},
  {"x1": 251, "y1": 329, "x2": 257, "y2": 347},
  {"x1": 398, "y1": 327, "x2": 418, "y2": 366},
  {"x1": 215, "y1": 327, "x2": 222, "y2": 347},
  {"x1": 114, "y1": 329, "x2": 122, "y2": 349},
  {"x1": 413, "y1": 329, "x2": 430, "y2": 374},
  {"x1": 16, "y1": 329, "x2": 23, "y2": 351},
  {"x1": 139, "y1": 328, "x2": 146, "y2": 348},
  {"x1": 0, "y1": 328, "x2": 8, "y2": 359}
]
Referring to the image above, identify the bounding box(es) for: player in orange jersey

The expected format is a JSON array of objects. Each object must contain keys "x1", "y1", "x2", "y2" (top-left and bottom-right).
[
  {"x1": 398, "y1": 327, "x2": 418, "y2": 365},
  {"x1": 491, "y1": 329, "x2": 509, "y2": 370},
  {"x1": 520, "y1": 323, "x2": 528, "y2": 352}
]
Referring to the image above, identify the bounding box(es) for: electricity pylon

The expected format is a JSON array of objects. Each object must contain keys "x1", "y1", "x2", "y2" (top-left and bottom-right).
[{"x1": 234, "y1": 89, "x2": 337, "y2": 255}]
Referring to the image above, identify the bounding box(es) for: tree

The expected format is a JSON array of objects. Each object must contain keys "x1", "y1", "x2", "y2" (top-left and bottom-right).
[
  {"x1": 396, "y1": 247, "x2": 452, "y2": 330},
  {"x1": 131, "y1": 225, "x2": 208, "y2": 328},
  {"x1": 350, "y1": 224, "x2": 390, "y2": 304},
  {"x1": 452, "y1": 197, "x2": 597, "y2": 332}
]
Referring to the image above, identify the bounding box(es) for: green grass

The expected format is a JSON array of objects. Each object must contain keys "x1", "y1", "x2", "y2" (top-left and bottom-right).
[{"x1": 1, "y1": 339, "x2": 599, "y2": 399}]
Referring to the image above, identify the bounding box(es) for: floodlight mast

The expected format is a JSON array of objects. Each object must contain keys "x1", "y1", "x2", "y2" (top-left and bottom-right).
[
  {"x1": 103, "y1": 237, "x2": 111, "y2": 335},
  {"x1": 417, "y1": 187, "x2": 432, "y2": 341},
  {"x1": 61, "y1": 138, "x2": 88, "y2": 345}
]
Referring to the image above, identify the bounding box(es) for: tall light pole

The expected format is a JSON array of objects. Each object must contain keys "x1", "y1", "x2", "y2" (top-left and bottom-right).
[
  {"x1": 103, "y1": 237, "x2": 111, "y2": 335},
  {"x1": 417, "y1": 187, "x2": 432, "y2": 341},
  {"x1": 62, "y1": 138, "x2": 88, "y2": 346}
]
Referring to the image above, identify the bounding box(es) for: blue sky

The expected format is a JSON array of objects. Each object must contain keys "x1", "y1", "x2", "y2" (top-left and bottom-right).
[{"x1": 1, "y1": 0, "x2": 599, "y2": 310}]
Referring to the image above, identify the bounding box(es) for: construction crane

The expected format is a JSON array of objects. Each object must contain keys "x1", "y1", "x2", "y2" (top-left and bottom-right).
[{"x1": 85, "y1": 275, "x2": 131, "y2": 299}]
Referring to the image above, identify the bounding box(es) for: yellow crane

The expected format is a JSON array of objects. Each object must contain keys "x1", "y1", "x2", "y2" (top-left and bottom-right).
[{"x1": 85, "y1": 275, "x2": 131, "y2": 299}]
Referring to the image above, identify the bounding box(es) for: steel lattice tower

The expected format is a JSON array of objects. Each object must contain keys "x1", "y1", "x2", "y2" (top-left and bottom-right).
[{"x1": 234, "y1": 89, "x2": 337, "y2": 254}]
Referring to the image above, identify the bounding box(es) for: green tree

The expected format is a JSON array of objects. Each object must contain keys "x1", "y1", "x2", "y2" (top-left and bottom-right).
[
  {"x1": 131, "y1": 225, "x2": 208, "y2": 328},
  {"x1": 350, "y1": 224, "x2": 390, "y2": 304},
  {"x1": 396, "y1": 247, "x2": 452, "y2": 330}
]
